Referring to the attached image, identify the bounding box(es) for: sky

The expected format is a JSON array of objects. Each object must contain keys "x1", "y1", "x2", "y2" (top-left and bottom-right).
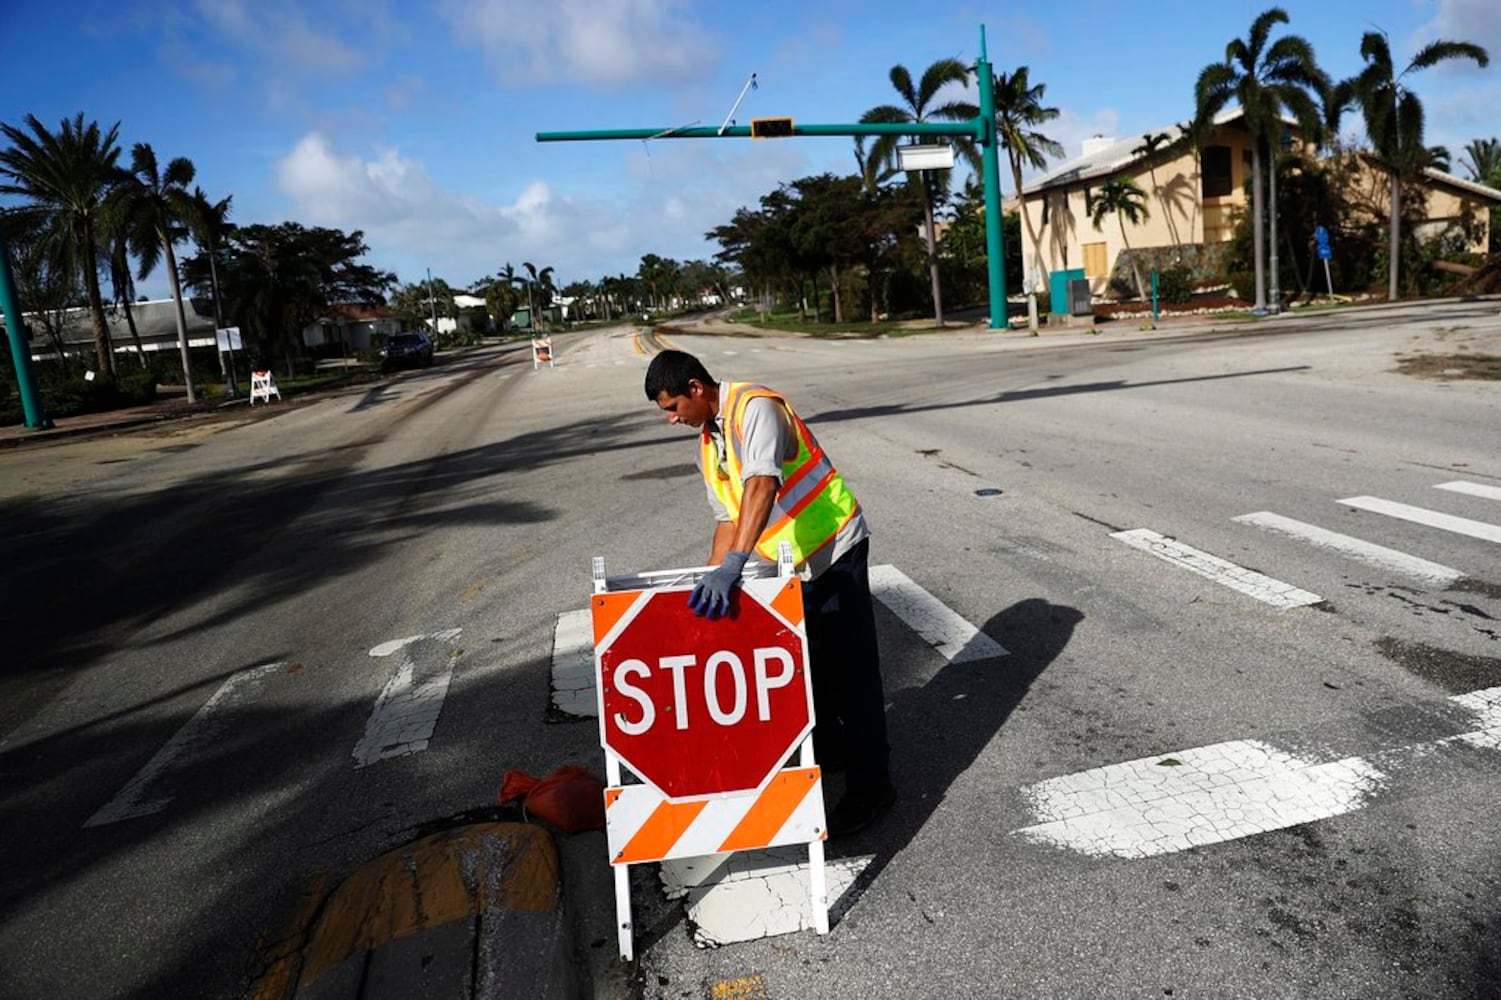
[{"x1": 3, "y1": 0, "x2": 1499, "y2": 300}]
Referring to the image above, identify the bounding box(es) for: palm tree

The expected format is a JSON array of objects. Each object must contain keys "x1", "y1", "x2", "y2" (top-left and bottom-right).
[
  {"x1": 0, "y1": 113, "x2": 124, "y2": 376},
  {"x1": 520, "y1": 261, "x2": 555, "y2": 328},
  {"x1": 115, "y1": 143, "x2": 200, "y2": 401},
  {"x1": 992, "y1": 65, "x2": 1064, "y2": 330},
  {"x1": 1334, "y1": 30, "x2": 1489, "y2": 300},
  {"x1": 860, "y1": 58, "x2": 978, "y2": 327},
  {"x1": 1461, "y1": 138, "x2": 1501, "y2": 183},
  {"x1": 1089, "y1": 177, "x2": 1151, "y2": 299},
  {"x1": 104, "y1": 223, "x2": 149, "y2": 366},
  {"x1": 184, "y1": 187, "x2": 236, "y2": 392},
  {"x1": 1195, "y1": 7, "x2": 1329, "y2": 311}
]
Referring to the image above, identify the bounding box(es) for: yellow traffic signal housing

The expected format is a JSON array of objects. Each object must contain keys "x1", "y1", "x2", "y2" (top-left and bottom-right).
[{"x1": 750, "y1": 117, "x2": 794, "y2": 139}]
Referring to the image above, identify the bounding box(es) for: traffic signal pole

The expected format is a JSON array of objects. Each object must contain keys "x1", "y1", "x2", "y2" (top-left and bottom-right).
[
  {"x1": 536, "y1": 26, "x2": 1009, "y2": 330},
  {"x1": 0, "y1": 227, "x2": 50, "y2": 429}
]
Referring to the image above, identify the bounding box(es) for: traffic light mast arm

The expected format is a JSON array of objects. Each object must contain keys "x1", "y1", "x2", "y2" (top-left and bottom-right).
[{"x1": 536, "y1": 120, "x2": 985, "y2": 143}]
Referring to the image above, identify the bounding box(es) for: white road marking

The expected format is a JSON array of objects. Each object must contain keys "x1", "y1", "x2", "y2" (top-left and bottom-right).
[
  {"x1": 868, "y1": 564, "x2": 1009, "y2": 662},
  {"x1": 85, "y1": 663, "x2": 284, "y2": 827},
  {"x1": 1338, "y1": 496, "x2": 1501, "y2": 544},
  {"x1": 550, "y1": 609, "x2": 596, "y2": 716},
  {"x1": 1435, "y1": 480, "x2": 1501, "y2": 502},
  {"x1": 1232, "y1": 511, "x2": 1463, "y2": 585},
  {"x1": 660, "y1": 848, "x2": 870, "y2": 947},
  {"x1": 353, "y1": 629, "x2": 462, "y2": 768},
  {"x1": 1110, "y1": 528, "x2": 1323, "y2": 608},
  {"x1": 1013, "y1": 686, "x2": 1501, "y2": 859}
]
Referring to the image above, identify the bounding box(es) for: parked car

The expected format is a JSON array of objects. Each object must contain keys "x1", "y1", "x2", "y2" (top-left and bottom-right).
[{"x1": 380, "y1": 331, "x2": 434, "y2": 371}]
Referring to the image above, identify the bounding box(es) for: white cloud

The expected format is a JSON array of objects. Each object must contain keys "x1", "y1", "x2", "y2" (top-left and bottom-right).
[
  {"x1": 439, "y1": 0, "x2": 718, "y2": 86},
  {"x1": 1028, "y1": 107, "x2": 1123, "y2": 180},
  {"x1": 1414, "y1": 0, "x2": 1501, "y2": 58},
  {"x1": 272, "y1": 132, "x2": 804, "y2": 288},
  {"x1": 193, "y1": 0, "x2": 365, "y2": 76}
]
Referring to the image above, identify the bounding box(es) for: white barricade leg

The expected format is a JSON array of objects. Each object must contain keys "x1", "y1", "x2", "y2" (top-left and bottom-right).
[{"x1": 615, "y1": 863, "x2": 634, "y2": 962}]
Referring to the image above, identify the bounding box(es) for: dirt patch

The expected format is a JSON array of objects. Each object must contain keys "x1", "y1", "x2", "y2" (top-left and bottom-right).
[{"x1": 1390, "y1": 353, "x2": 1501, "y2": 380}]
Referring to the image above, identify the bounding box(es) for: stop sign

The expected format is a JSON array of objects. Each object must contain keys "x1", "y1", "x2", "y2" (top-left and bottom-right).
[{"x1": 594, "y1": 578, "x2": 812, "y2": 800}]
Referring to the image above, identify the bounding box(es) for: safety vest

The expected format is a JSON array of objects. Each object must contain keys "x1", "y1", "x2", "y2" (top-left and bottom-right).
[{"x1": 701, "y1": 381, "x2": 860, "y2": 566}]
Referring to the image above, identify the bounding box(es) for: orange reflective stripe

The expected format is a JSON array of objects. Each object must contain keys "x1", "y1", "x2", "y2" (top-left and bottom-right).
[
  {"x1": 617, "y1": 798, "x2": 708, "y2": 863},
  {"x1": 717, "y1": 771, "x2": 819, "y2": 853}
]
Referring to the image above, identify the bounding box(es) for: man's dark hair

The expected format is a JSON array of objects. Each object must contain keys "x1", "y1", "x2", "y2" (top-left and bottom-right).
[{"x1": 644, "y1": 349, "x2": 716, "y2": 400}]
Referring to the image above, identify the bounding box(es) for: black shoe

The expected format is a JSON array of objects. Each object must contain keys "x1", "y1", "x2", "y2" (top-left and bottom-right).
[{"x1": 827, "y1": 783, "x2": 896, "y2": 839}]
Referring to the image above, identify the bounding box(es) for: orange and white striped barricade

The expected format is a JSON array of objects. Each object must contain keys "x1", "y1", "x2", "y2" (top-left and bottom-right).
[
  {"x1": 531, "y1": 335, "x2": 554, "y2": 369},
  {"x1": 590, "y1": 542, "x2": 827, "y2": 961}
]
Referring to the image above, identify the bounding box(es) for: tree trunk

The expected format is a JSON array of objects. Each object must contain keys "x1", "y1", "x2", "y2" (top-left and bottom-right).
[
  {"x1": 1387, "y1": 171, "x2": 1401, "y2": 301},
  {"x1": 121, "y1": 298, "x2": 148, "y2": 367},
  {"x1": 162, "y1": 233, "x2": 198, "y2": 403},
  {"x1": 829, "y1": 263, "x2": 843, "y2": 324},
  {"x1": 1250, "y1": 138, "x2": 1267, "y2": 310},
  {"x1": 1011, "y1": 154, "x2": 1044, "y2": 333},
  {"x1": 81, "y1": 217, "x2": 113, "y2": 378},
  {"x1": 1120, "y1": 220, "x2": 1146, "y2": 300},
  {"x1": 921, "y1": 171, "x2": 944, "y2": 326}
]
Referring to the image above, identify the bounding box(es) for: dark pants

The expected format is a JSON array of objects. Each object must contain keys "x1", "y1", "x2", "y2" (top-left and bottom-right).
[{"x1": 803, "y1": 538, "x2": 890, "y2": 794}]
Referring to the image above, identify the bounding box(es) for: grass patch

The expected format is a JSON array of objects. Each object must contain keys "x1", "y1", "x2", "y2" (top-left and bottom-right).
[{"x1": 1391, "y1": 353, "x2": 1501, "y2": 380}]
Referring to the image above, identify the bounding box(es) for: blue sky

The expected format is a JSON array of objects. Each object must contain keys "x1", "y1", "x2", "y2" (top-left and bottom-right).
[{"x1": 4, "y1": 0, "x2": 1498, "y2": 299}]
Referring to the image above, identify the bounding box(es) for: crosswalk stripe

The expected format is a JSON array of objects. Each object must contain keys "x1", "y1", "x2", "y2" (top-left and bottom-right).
[
  {"x1": 1337, "y1": 496, "x2": 1501, "y2": 544},
  {"x1": 1110, "y1": 528, "x2": 1322, "y2": 608},
  {"x1": 1435, "y1": 481, "x2": 1501, "y2": 502},
  {"x1": 1231, "y1": 511, "x2": 1463, "y2": 585},
  {"x1": 85, "y1": 663, "x2": 285, "y2": 827},
  {"x1": 1012, "y1": 686, "x2": 1501, "y2": 859},
  {"x1": 868, "y1": 564, "x2": 1009, "y2": 662}
]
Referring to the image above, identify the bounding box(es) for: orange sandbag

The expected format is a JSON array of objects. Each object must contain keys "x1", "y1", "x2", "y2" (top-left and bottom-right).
[{"x1": 498, "y1": 764, "x2": 606, "y2": 834}]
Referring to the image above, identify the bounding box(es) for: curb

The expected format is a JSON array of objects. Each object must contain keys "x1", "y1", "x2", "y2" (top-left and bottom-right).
[{"x1": 248, "y1": 822, "x2": 591, "y2": 1000}]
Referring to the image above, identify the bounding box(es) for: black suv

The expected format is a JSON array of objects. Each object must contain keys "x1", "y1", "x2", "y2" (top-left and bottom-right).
[{"x1": 380, "y1": 331, "x2": 434, "y2": 371}]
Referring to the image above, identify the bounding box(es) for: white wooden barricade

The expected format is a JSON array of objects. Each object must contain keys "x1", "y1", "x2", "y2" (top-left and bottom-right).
[
  {"x1": 591, "y1": 542, "x2": 828, "y2": 962},
  {"x1": 249, "y1": 370, "x2": 280, "y2": 405},
  {"x1": 531, "y1": 336, "x2": 554, "y2": 370}
]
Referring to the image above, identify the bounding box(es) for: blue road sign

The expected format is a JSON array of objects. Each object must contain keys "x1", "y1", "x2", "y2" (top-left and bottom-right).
[{"x1": 1315, "y1": 225, "x2": 1333, "y2": 260}]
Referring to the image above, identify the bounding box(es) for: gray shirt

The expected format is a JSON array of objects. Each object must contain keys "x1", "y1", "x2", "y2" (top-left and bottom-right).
[{"x1": 701, "y1": 390, "x2": 869, "y2": 580}]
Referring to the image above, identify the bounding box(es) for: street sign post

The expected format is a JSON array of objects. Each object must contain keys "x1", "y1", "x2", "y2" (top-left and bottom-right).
[
  {"x1": 1315, "y1": 225, "x2": 1334, "y2": 296},
  {"x1": 590, "y1": 546, "x2": 828, "y2": 960}
]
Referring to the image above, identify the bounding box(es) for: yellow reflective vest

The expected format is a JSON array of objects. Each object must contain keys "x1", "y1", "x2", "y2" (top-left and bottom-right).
[{"x1": 700, "y1": 381, "x2": 860, "y2": 566}]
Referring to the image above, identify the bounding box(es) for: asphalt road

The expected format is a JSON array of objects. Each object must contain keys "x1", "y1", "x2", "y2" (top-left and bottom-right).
[{"x1": 1, "y1": 302, "x2": 1498, "y2": 999}]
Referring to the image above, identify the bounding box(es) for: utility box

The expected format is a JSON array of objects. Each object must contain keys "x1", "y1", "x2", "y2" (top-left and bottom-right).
[
  {"x1": 1049, "y1": 268, "x2": 1085, "y2": 314},
  {"x1": 1068, "y1": 278, "x2": 1093, "y2": 316}
]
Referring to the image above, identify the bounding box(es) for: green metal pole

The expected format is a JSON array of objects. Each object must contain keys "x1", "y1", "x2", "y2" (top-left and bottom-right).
[
  {"x1": 0, "y1": 226, "x2": 50, "y2": 429},
  {"x1": 976, "y1": 26, "x2": 1009, "y2": 330}
]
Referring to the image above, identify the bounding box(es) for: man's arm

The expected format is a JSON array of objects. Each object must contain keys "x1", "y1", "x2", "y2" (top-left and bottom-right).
[{"x1": 709, "y1": 474, "x2": 777, "y2": 563}]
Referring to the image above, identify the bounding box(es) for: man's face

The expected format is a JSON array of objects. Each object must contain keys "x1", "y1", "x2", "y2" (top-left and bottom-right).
[{"x1": 655, "y1": 380, "x2": 712, "y2": 429}]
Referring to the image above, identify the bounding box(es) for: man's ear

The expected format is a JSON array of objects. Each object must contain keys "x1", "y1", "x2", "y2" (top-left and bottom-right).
[{"x1": 688, "y1": 379, "x2": 704, "y2": 397}]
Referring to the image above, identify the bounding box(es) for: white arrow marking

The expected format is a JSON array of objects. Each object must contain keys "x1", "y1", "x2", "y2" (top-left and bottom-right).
[
  {"x1": 1111, "y1": 528, "x2": 1323, "y2": 608},
  {"x1": 86, "y1": 663, "x2": 284, "y2": 827},
  {"x1": 1013, "y1": 686, "x2": 1501, "y2": 859},
  {"x1": 353, "y1": 629, "x2": 462, "y2": 768}
]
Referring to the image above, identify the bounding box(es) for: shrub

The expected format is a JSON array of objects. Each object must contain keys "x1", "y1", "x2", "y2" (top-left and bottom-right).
[{"x1": 1155, "y1": 266, "x2": 1194, "y2": 305}]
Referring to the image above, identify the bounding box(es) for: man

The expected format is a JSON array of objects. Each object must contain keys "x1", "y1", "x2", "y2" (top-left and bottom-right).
[{"x1": 644, "y1": 349, "x2": 894, "y2": 837}]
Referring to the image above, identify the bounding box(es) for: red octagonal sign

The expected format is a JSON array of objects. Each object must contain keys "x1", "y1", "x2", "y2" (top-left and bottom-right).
[{"x1": 593, "y1": 579, "x2": 812, "y2": 800}]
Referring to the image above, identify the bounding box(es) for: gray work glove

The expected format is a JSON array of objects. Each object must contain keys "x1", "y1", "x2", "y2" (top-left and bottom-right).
[{"x1": 688, "y1": 551, "x2": 750, "y2": 619}]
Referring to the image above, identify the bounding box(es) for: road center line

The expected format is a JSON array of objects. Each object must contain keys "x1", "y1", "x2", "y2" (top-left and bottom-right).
[
  {"x1": 353, "y1": 629, "x2": 462, "y2": 768},
  {"x1": 1110, "y1": 528, "x2": 1322, "y2": 608},
  {"x1": 85, "y1": 663, "x2": 284, "y2": 828},
  {"x1": 868, "y1": 564, "x2": 1009, "y2": 663},
  {"x1": 1232, "y1": 511, "x2": 1463, "y2": 584},
  {"x1": 1338, "y1": 496, "x2": 1501, "y2": 544}
]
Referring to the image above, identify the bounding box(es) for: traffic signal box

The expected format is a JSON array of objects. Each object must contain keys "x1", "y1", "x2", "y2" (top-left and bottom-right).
[{"x1": 750, "y1": 117, "x2": 795, "y2": 139}]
